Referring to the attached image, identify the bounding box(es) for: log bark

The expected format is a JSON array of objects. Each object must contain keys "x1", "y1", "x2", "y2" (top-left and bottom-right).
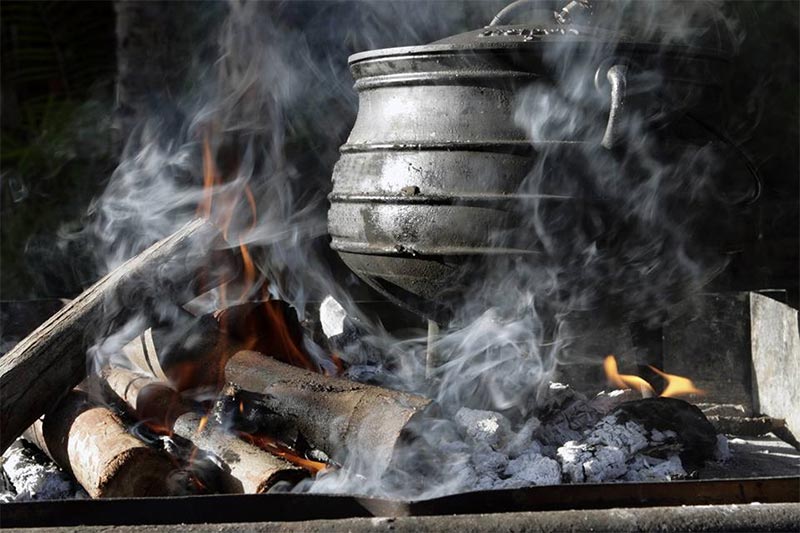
[
  {"x1": 23, "y1": 390, "x2": 174, "y2": 498},
  {"x1": 173, "y1": 412, "x2": 306, "y2": 494},
  {"x1": 100, "y1": 367, "x2": 189, "y2": 431},
  {"x1": 1, "y1": 218, "x2": 230, "y2": 452},
  {"x1": 226, "y1": 351, "x2": 433, "y2": 475},
  {"x1": 100, "y1": 367, "x2": 306, "y2": 493}
]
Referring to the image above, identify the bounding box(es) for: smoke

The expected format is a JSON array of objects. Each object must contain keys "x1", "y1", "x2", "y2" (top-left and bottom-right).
[{"x1": 78, "y1": 0, "x2": 753, "y2": 499}]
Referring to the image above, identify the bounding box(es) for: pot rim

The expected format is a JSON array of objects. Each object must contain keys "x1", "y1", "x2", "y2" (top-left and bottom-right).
[{"x1": 348, "y1": 25, "x2": 731, "y2": 66}]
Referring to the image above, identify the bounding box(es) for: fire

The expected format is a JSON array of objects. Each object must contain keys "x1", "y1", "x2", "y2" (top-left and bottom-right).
[
  {"x1": 603, "y1": 355, "x2": 703, "y2": 399},
  {"x1": 239, "y1": 432, "x2": 328, "y2": 475},
  {"x1": 648, "y1": 365, "x2": 704, "y2": 398},
  {"x1": 196, "y1": 134, "x2": 318, "y2": 372},
  {"x1": 603, "y1": 355, "x2": 655, "y2": 397}
]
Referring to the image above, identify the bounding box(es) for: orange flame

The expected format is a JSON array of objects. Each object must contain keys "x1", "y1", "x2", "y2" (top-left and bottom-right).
[
  {"x1": 197, "y1": 415, "x2": 209, "y2": 433},
  {"x1": 239, "y1": 432, "x2": 328, "y2": 475},
  {"x1": 648, "y1": 365, "x2": 704, "y2": 398},
  {"x1": 604, "y1": 355, "x2": 703, "y2": 399},
  {"x1": 603, "y1": 355, "x2": 655, "y2": 396},
  {"x1": 197, "y1": 134, "x2": 219, "y2": 219},
  {"x1": 194, "y1": 132, "x2": 320, "y2": 375}
]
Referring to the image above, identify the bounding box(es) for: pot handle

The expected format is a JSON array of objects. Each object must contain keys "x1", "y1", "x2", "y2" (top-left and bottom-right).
[{"x1": 597, "y1": 63, "x2": 628, "y2": 150}]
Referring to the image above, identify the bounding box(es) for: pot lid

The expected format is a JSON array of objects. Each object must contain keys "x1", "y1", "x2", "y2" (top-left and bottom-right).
[{"x1": 349, "y1": 0, "x2": 735, "y2": 64}]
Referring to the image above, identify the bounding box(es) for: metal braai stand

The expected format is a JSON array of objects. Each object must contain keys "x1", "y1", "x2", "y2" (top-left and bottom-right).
[{"x1": 2, "y1": 2, "x2": 798, "y2": 531}]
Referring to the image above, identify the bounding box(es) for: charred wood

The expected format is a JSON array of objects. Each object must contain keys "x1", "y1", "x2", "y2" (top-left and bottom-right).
[
  {"x1": 213, "y1": 301, "x2": 316, "y2": 371},
  {"x1": 172, "y1": 412, "x2": 306, "y2": 494},
  {"x1": 100, "y1": 367, "x2": 306, "y2": 493}
]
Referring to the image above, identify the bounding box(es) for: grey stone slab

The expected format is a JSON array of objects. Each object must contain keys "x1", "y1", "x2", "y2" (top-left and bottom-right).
[
  {"x1": 750, "y1": 292, "x2": 800, "y2": 437},
  {"x1": 663, "y1": 293, "x2": 754, "y2": 408}
]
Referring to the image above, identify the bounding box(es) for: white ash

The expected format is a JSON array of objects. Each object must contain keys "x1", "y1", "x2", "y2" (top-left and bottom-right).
[
  {"x1": 1, "y1": 440, "x2": 84, "y2": 501},
  {"x1": 556, "y1": 414, "x2": 684, "y2": 483},
  {"x1": 502, "y1": 416, "x2": 542, "y2": 458},
  {"x1": 455, "y1": 408, "x2": 512, "y2": 450},
  {"x1": 440, "y1": 439, "x2": 560, "y2": 491},
  {"x1": 714, "y1": 434, "x2": 732, "y2": 461},
  {"x1": 319, "y1": 295, "x2": 347, "y2": 338},
  {"x1": 623, "y1": 454, "x2": 686, "y2": 481},
  {"x1": 697, "y1": 403, "x2": 749, "y2": 418},
  {"x1": 501, "y1": 449, "x2": 561, "y2": 487}
]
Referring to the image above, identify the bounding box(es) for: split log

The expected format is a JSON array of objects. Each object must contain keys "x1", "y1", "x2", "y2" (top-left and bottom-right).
[
  {"x1": 1, "y1": 218, "x2": 233, "y2": 452},
  {"x1": 173, "y1": 412, "x2": 306, "y2": 494},
  {"x1": 22, "y1": 390, "x2": 175, "y2": 498},
  {"x1": 100, "y1": 367, "x2": 306, "y2": 493},
  {"x1": 226, "y1": 350, "x2": 433, "y2": 475},
  {"x1": 100, "y1": 367, "x2": 189, "y2": 431}
]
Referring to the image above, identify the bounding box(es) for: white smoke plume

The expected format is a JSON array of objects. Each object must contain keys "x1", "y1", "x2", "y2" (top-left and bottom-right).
[{"x1": 75, "y1": 0, "x2": 754, "y2": 499}]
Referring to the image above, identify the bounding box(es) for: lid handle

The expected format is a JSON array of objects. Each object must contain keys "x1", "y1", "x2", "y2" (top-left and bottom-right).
[{"x1": 489, "y1": 0, "x2": 593, "y2": 27}]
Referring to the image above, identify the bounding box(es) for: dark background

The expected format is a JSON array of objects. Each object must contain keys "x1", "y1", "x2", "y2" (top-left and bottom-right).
[{"x1": 1, "y1": 1, "x2": 797, "y2": 305}]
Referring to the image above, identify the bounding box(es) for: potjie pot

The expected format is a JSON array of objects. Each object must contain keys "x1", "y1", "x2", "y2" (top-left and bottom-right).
[{"x1": 328, "y1": 1, "x2": 752, "y2": 321}]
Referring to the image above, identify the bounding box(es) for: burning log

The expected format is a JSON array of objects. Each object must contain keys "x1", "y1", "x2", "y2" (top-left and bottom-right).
[
  {"x1": 173, "y1": 412, "x2": 306, "y2": 494},
  {"x1": 213, "y1": 300, "x2": 317, "y2": 371},
  {"x1": 22, "y1": 390, "x2": 175, "y2": 498},
  {"x1": 0, "y1": 218, "x2": 233, "y2": 452},
  {"x1": 226, "y1": 350, "x2": 433, "y2": 474},
  {"x1": 100, "y1": 367, "x2": 306, "y2": 493}
]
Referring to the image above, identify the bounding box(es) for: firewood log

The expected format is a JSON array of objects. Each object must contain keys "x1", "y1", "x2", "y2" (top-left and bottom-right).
[
  {"x1": 173, "y1": 412, "x2": 306, "y2": 494},
  {"x1": 226, "y1": 350, "x2": 433, "y2": 475},
  {"x1": 22, "y1": 390, "x2": 175, "y2": 498},
  {"x1": 100, "y1": 367, "x2": 306, "y2": 493},
  {"x1": 1, "y1": 218, "x2": 234, "y2": 452}
]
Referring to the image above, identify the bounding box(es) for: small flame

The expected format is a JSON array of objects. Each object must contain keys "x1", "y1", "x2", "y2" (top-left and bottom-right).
[
  {"x1": 604, "y1": 355, "x2": 703, "y2": 399},
  {"x1": 603, "y1": 355, "x2": 655, "y2": 397},
  {"x1": 197, "y1": 134, "x2": 220, "y2": 219},
  {"x1": 648, "y1": 365, "x2": 704, "y2": 398},
  {"x1": 239, "y1": 432, "x2": 328, "y2": 475}
]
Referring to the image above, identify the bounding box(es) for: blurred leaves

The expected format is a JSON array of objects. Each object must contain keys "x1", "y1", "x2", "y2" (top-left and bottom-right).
[{"x1": 1, "y1": 0, "x2": 115, "y2": 298}]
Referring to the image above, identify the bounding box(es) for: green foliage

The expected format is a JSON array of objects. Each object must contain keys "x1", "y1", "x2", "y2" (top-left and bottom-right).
[{"x1": 1, "y1": 0, "x2": 116, "y2": 298}]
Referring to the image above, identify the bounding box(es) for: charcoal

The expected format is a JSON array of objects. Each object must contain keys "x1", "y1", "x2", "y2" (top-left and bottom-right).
[
  {"x1": 557, "y1": 398, "x2": 719, "y2": 483},
  {"x1": 613, "y1": 398, "x2": 718, "y2": 470},
  {"x1": 502, "y1": 450, "x2": 561, "y2": 487}
]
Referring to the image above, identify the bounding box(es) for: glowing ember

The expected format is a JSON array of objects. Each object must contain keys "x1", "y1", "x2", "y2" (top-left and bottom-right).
[{"x1": 604, "y1": 355, "x2": 703, "y2": 399}]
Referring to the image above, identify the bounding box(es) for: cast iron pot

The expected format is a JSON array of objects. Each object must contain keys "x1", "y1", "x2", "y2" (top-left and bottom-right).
[{"x1": 328, "y1": 1, "x2": 753, "y2": 322}]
